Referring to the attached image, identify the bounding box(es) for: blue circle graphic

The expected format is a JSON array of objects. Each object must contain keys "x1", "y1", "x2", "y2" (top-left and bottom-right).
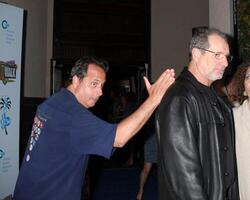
[
  {"x1": 0, "y1": 149, "x2": 5, "y2": 159},
  {"x1": 2, "y1": 20, "x2": 9, "y2": 29}
]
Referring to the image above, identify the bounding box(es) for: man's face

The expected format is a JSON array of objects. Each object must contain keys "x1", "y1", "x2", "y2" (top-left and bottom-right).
[
  {"x1": 74, "y1": 64, "x2": 106, "y2": 108},
  {"x1": 244, "y1": 67, "x2": 250, "y2": 98},
  {"x1": 196, "y1": 34, "x2": 230, "y2": 85}
]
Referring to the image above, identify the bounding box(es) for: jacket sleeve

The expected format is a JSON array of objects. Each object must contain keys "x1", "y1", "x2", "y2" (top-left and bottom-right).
[{"x1": 156, "y1": 95, "x2": 208, "y2": 200}]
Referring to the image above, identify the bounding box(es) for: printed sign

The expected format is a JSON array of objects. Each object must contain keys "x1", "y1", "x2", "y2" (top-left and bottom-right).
[{"x1": 0, "y1": 3, "x2": 24, "y2": 198}]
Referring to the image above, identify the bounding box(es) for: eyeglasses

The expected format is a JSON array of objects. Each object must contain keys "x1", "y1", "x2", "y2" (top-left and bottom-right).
[{"x1": 195, "y1": 47, "x2": 233, "y2": 62}]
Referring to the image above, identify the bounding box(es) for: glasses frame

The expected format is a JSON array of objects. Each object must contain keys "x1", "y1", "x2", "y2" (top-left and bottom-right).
[{"x1": 195, "y1": 47, "x2": 233, "y2": 62}]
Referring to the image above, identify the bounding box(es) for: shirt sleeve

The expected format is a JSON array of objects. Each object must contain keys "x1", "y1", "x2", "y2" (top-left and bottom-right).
[{"x1": 70, "y1": 108, "x2": 117, "y2": 158}]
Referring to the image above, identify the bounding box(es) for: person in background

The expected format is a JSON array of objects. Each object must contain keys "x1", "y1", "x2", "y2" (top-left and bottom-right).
[
  {"x1": 223, "y1": 75, "x2": 240, "y2": 106},
  {"x1": 13, "y1": 56, "x2": 175, "y2": 200},
  {"x1": 232, "y1": 61, "x2": 250, "y2": 200},
  {"x1": 136, "y1": 115, "x2": 157, "y2": 200},
  {"x1": 156, "y1": 27, "x2": 239, "y2": 200},
  {"x1": 213, "y1": 75, "x2": 239, "y2": 107},
  {"x1": 119, "y1": 92, "x2": 138, "y2": 166}
]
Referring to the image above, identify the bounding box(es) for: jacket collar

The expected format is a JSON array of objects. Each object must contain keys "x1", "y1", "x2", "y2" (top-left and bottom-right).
[
  {"x1": 179, "y1": 67, "x2": 211, "y2": 93},
  {"x1": 179, "y1": 67, "x2": 219, "y2": 105}
]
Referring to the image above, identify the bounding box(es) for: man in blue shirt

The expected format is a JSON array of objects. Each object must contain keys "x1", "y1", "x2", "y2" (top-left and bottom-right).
[{"x1": 14, "y1": 56, "x2": 175, "y2": 200}]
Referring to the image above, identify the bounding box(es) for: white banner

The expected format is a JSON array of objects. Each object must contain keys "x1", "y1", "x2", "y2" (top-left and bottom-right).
[{"x1": 0, "y1": 3, "x2": 24, "y2": 198}]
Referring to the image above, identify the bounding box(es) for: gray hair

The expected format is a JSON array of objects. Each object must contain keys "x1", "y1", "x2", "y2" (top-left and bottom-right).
[{"x1": 189, "y1": 27, "x2": 228, "y2": 55}]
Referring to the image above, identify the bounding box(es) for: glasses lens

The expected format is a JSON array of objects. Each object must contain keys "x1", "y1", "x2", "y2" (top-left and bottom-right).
[
  {"x1": 227, "y1": 55, "x2": 233, "y2": 62},
  {"x1": 214, "y1": 53, "x2": 224, "y2": 60}
]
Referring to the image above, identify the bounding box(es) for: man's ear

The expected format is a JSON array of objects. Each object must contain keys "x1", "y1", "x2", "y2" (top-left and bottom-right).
[
  {"x1": 72, "y1": 75, "x2": 80, "y2": 88},
  {"x1": 192, "y1": 48, "x2": 201, "y2": 61}
]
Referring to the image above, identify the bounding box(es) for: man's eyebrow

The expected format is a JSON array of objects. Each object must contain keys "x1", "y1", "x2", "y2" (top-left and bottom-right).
[{"x1": 92, "y1": 78, "x2": 105, "y2": 83}]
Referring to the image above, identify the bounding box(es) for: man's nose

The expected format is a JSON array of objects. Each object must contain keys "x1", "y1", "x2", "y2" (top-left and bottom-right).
[
  {"x1": 222, "y1": 55, "x2": 229, "y2": 67},
  {"x1": 97, "y1": 88, "x2": 103, "y2": 96}
]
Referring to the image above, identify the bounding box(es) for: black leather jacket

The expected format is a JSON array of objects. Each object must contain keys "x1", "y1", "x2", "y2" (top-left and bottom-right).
[{"x1": 156, "y1": 68, "x2": 239, "y2": 200}]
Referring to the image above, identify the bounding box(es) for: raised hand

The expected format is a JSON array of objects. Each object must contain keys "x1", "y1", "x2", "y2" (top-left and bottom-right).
[{"x1": 144, "y1": 68, "x2": 175, "y2": 105}]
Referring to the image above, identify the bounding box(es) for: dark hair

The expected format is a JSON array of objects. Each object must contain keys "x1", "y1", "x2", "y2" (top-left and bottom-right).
[
  {"x1": 70, "y1": 56, "x2": 109, "y2": 81},
  {"x1": 189, "y1": 27, "x2": 228, "y2": 55},
  {"x1": 233, "y1": 61, "x2": 250, "y2": 104}
]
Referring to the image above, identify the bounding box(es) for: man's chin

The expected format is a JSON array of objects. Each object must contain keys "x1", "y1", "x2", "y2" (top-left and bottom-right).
[
  {"x1": 88, "y1": 103, "x2": 96, "y2": 108},
  {"x1": 212, "y1": 73, "x2": 224, "y2": 81},
  {"x1": 90, "y1": 100, "x2": 98, "y2": 107}
]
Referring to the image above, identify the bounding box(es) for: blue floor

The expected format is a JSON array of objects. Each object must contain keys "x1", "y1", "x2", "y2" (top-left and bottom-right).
[{"x1": 92, "y1": 167, "x2": 158, "y2": 200}]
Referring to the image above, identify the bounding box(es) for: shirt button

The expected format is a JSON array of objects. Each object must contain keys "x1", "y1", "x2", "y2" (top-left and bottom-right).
[
  {"x1": 224, "y1": 172, "x2": 229, "y2": 176},
  {"x1": 223, "y1": 146, "x2": 228, "y2": 151},
  {"x1": 221, "y1": 123, "x2": 225, "y2": 127},
  {"x1": 26, "y1": 154, "x2": 30, "y2": 162},
  {"x1": 211, "y1": 102, "x2": 217, "y2": 106}
]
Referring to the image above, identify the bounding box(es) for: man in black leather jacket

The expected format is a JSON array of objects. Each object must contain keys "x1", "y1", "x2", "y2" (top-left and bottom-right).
[{"x1": 156, "y1": 28, "x2": 239, "y2": 200}]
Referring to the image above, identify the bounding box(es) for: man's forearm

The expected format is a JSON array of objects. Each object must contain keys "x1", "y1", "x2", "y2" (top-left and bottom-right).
[{"x1": 114, "y1": 98, "x2": 156, "y2": 147}]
